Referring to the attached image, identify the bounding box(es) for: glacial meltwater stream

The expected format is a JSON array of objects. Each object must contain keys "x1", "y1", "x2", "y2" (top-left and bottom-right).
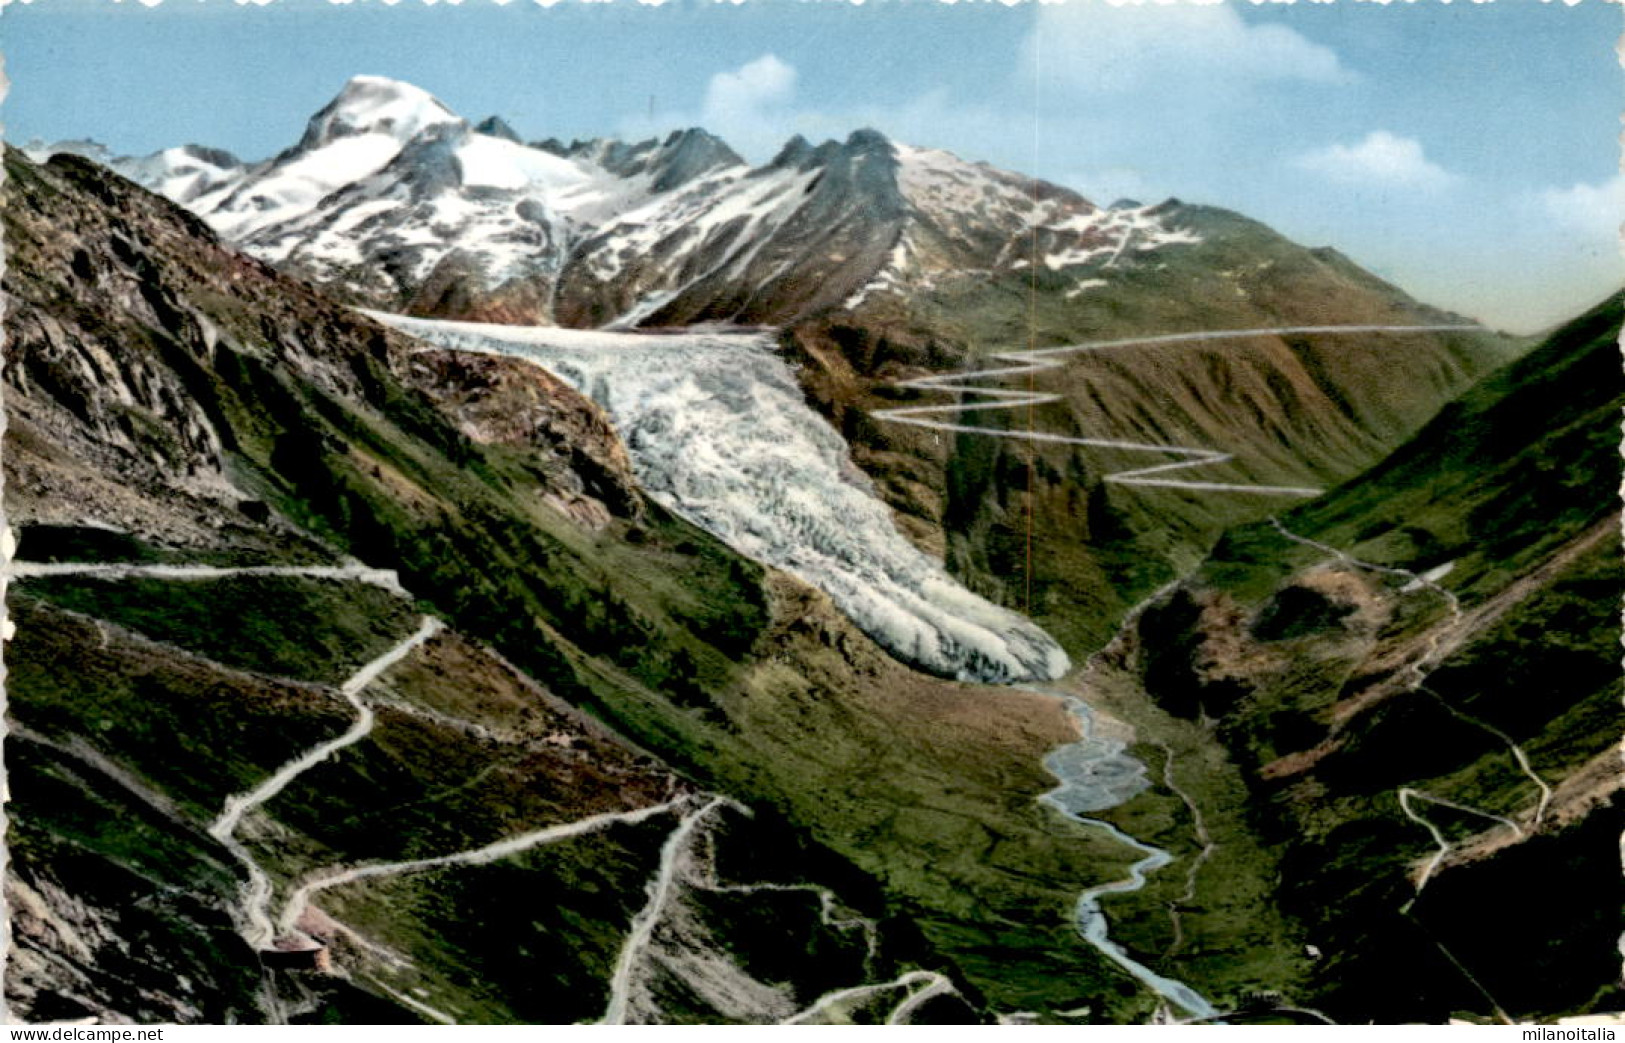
[{"x1": 1028, "y1": 687, "x2": 1220, "y2": 1021}]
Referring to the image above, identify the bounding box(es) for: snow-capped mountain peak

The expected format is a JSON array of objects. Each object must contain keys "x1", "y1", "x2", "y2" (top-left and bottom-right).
[
  {"x1": 121, "y1": 145, "x2": 245, "y2": 205},
  {"x1": 295, "y1": 74, "x2": 460, "y2": 152},
  {"x1": 533, "y1": 128, "x2": 744, "y2": 194},
  {"x1": 187, "y1": 78, "x2": 469, "y2": 242},
  {"x1": 74, "y1": 75, "x2": 1204, "y2": 327}
]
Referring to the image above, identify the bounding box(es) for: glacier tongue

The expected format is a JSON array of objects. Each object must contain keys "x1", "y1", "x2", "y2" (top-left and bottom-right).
[{"x1": 370, "y1": 312, "x2": 1070, "y2": 684}]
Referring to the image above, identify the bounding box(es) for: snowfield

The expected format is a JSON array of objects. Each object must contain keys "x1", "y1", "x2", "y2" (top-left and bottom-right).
[{"x1": 369, "y1": 312, "x2": 1071, "y2": 684}]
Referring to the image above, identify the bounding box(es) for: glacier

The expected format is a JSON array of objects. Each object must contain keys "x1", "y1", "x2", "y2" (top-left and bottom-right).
[{"x1": 370, "y1": 312, "x2": 1070, "y2": 684}]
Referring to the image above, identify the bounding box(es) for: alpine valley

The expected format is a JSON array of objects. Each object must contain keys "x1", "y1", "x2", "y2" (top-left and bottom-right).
[{"x1": 5, "y1": 76, "x2": 1617, "y2": 1026}]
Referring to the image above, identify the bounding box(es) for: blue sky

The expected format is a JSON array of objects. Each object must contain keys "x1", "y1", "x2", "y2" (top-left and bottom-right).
[{"x1": 3, "y1": 0, "x2": 1619, "y2": 332}]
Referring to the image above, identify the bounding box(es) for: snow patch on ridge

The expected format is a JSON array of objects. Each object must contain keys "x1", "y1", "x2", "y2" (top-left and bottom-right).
[
  {"x1": 370, "y1": 312, "x2": 1070, "y2": 684},
  {"x1": 455, "y1": 133, "x2": 592, "y2": 193},
  {"x1": 1044, "y1": 207, "x2": 1202, "y2": 271}
]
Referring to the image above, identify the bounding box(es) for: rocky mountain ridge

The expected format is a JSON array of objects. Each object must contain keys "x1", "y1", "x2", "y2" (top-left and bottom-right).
[{"x1": 50, "y1": 75, "x2": 1210, "y2": 329}]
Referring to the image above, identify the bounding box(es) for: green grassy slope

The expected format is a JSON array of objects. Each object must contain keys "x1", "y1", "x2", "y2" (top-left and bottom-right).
[{"x1": 1092, "y1": 292, "x2": 1622, "y2": 1022}]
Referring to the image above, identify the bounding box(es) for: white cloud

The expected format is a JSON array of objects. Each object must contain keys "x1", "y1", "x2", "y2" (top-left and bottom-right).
[
  {"x1": 1538, "y1": 174, "x2": 1625, "y2": 240},
  {"x1": 618, "y1": 56, "x2": 1019, "y2": 168},
  {"x1": 1293, "y1": 131, "x2": 1458, "y2": 191},
  {"x1": 696, "y1": 54, "x2": 798, "y2": 158},
  {"x1": 614, "y1": 54, "x2": 810, "y2": 163},
  {"x1": 1025, "y1": 2, "x2": 1351, "y2": 96}
]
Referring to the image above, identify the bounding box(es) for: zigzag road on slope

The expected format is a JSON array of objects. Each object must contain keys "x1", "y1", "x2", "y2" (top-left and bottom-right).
[
  {"x1": 693, "y1": 879, "x2": 880, "y2": 970},
  {"x1": 275, "y1": 797, "x2": 690, "y2": 943},
  {"x1": 686, "y1": 801, "x2": 880, "y2": 967},
  {"x1": 874, "y1": 325, "x2": 1480, "y2": 495},
  {"x1": 1265, "y1": 520, "x2": 1537, "y2": 1021},
  {"x1": 208, "y1": 615, "x2": 444, "y2": 951},
  {"x1": 1398, "y1": 788, "x2": 1522, "y2": 897},
  {"x1": 885, "y1": 971, "x2": 960, "y2": 1025},
  {"x1": 780, "y1": 971, "x2": 957, "y2": 1026},
  {"x1": 589, "y1": 792, "x2": 958, "y2": 1026},
  {"x1": 9, "y1": 553, "x2": 747, "y2": 1023},
  {"x1": 1268, "y1": 520, "x2": 1550, "y2": 871},
  {"x1": 598, "y1": 795, "x2": 734, "y2": 1026},
  {"x1": 1422, "y1": 687, "x2": 1553, "y2": 829},
  {"x1": 5, "y1": 497, "x2": 958, "y2": 1022}
]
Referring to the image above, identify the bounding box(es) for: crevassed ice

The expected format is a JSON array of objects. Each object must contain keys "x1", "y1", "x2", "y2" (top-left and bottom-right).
[{"x1": 371, "y1": 313, "x2": 1071, "y2": 684}]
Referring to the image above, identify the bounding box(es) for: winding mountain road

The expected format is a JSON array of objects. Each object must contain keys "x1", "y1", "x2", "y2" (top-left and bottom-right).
[
  {"x1": 694, "y1": 878, "x2": 880, "y2": 969},
  {"x1": 591, "y1": 791, "x2": 954, "y2": 1026},
  {"x1": 598, "y1": 795, "x2": 735, "y2": 1026},
  {"x1": 1269, "y1": 519, "x2": 1549, "y2": 883},
  {"x1": 782, "y1": 971, "x2": 957, "y2": 1026},
  {"x1": 1423, "y1": 685, "x2": 1553, "y2": 830},
  {"x1": 874, "y1": 324, "x2": 1479, "y2": 495},
  {"x1": 1268, "y1": 520, "x2": 1533, "y2": 1022},
  {"x1": 9, "y1": 561, "x2": 410, "y2": 594},
  {"x1": 1398, "y1": 788, "x2": 1522, "y2": 895},
  {"x1": 277, "y1": 796, "x2": 689, "y2": 942},
  {"x1": 209, "y1": 615, "x2": 444, "y2": 949},
  {"x1": 885, "y1": 972, "x2": 961, "y2": 1025}
]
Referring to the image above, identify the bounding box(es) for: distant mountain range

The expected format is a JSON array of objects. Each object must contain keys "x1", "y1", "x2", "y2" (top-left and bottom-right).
[{"x1": 32, "y1": 75, "x2": 1223, "y2": 329}]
